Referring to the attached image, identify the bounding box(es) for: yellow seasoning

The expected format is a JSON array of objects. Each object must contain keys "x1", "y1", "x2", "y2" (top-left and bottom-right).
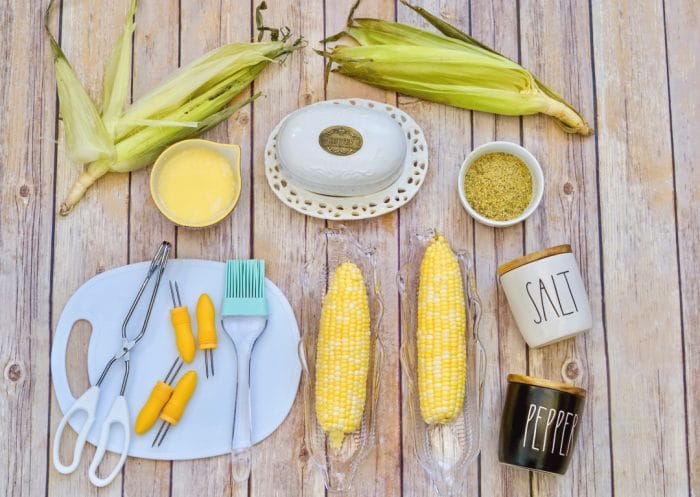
[
  {"x1": 156, "y1": 147, "x2": 237, "y2": 226},
  {"x1": 464, "y1": 152, "x2": 533, "y2": 221}
]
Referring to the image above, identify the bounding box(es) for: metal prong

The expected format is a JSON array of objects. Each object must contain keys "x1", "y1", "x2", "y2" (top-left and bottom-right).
[
  {"x1": 172, "y1": 361, "x2": 183, "y2": 382},
  {"x1": 205, "y1": 351, "x2": 210, "y2": 379},
  {"x1": 164, "y1": 358, "x2": 183, "y2": 385},
  {"x1": 174, "y1": 281, "x2": 182, "y2": 307},
  {"x1": 169, "y1": 281, "x2": 177, "y2": 308},
  {"x1": 210, "y1": 350, "x2": 215, "y2": 377},
  {"x1": 164, "y1": 357, "x2": 178, "y2": 383},
  {"x1": 152, "y1": 422, "x2": 166, "y2": 447},
  {"x1": 157, "y1": 424, "x2": 172, "y2": 447}
]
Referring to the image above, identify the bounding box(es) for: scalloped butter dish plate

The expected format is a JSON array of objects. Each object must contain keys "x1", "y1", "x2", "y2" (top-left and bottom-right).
[
  {"x1": 265, "y1": 98, "x2": 429, "y2": 220},
  {"x1": 51, "y1": 258, "x2": 300, "y2": 461}
]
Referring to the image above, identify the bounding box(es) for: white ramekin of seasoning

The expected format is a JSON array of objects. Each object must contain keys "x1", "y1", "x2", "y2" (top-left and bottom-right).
[
  {"x1": 458, "y1": 141, "x2": 544, "y2": 228},
  {"x1": 498, "y1": 245, "x2": 592, "y2": 348}
]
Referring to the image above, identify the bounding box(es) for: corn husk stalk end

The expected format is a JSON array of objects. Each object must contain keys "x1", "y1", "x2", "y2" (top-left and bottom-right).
[{"x1": 59, "y1": 159, "x2": 112, "y2": 216}]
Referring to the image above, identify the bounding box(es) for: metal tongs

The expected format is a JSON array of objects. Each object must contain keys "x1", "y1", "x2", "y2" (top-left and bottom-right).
[{"x1": 53, "y1": 241, "x2": 171, "y2": 487}]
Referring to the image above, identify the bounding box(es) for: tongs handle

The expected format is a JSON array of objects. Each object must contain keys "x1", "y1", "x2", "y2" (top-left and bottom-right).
[
  {"x1": 53, "y1": 386, "x2": 100, "y2": 474},
  {"x1": 88, "y1": 395, "x2": 130, "y2": 487}
]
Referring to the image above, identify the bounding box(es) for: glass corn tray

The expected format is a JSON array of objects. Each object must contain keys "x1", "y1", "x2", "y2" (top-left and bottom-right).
[
  {"x1": 398, "y1": 230, "x2": 486, "y2": 497},
  {"x1": 299, "y1": 226, "x2": 384, "y2": 491}
]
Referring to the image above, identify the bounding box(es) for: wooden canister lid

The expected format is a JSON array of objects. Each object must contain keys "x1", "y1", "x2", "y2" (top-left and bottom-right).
[
  {"x1": 507, "y1": 373, "x2": 586, "y2": 397},
  {"x1": 497, "y1": 244, "x2": 572, "y2": 276}
]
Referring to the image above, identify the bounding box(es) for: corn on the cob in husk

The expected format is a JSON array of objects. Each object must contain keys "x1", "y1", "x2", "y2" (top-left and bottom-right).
[
  {"x1": 315, "y1": 261, "x2": 371, "y2": 449},
  {"x1": 319, "y1": 0, "x2": 591, "y2": 135},
  {"x1": 417, "y1": 235, "x2": 467, "y2": 425},
  {"x1": 46, "y1": 1, "x2": 303, "y2": 214}
]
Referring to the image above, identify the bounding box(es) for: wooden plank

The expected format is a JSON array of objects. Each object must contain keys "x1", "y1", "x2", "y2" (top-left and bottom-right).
[
  {"x1": 519, "y1": 2, "x2": 611, "y2": 496},
  {"x1": 122, "y1": 0, "x2": 179, "y2": 495},
  {"x1": 468, "y1": 0, "x2": 531, "y2": 494},
  {"x1": 323, "y1": 0, "x2": 401, "y2": 495},
  {"x1": 392, "y1": 2, "x2": 478, "y2": 495},
  {"x1": 590, "y1": 0, "x2": 688, "y2": 495},
  {"x1": 664, "y1": 0, "x2": 700, "y2": 491},
  {"x1": 0, "y1": 1, "x2": 55, "y2": 496},
  {"x1": 171, "y1": 1, "x2": 253, "y2": 497},
  {"x1": 248, "y1": 2, "x2": 325, "y2": 496},
  {"x1": 48, "y1": 0, "x2": 131, "y2": 495}
]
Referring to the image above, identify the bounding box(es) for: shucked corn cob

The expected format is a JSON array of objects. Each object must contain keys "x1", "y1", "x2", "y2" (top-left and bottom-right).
[
  {"x1": 417, "y1": 235, "x2": 467, "y2": 424},
  {"x1": 315, "y1": 261, "x2": 371, "y2": 449}
]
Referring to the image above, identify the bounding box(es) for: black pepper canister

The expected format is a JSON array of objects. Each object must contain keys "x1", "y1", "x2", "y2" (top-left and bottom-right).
[{"x1": 498, "y1": 374, "x2": 586, "y2": 475}]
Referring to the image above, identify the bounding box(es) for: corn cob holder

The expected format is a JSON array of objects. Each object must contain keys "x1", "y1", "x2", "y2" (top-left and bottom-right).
[
  {"x1": 398, "y1": 230, "x2": 485, "y2": 497},
  {"x1": 298, "y1": 226, "x2": 383, "y2": 492}
]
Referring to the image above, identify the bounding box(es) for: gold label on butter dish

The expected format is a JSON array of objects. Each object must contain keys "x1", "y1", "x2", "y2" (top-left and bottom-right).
[{"x1": 319, "y1": 126, "x2": 363, "y2": 156}]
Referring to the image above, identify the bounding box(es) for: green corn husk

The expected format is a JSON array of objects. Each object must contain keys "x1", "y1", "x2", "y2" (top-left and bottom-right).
[
  {"x1": 320, "y1": 0, "x2": 591, "y2": 135},
  {"x1": 329, "y1": 45, "x2": 548, "y2": 115},
  {"x1": 114, "y1": 44, "x2": 275, "y2": 139},
  {"x1": 45, "y1": 6, "x2": 115, "y2": 165},
  {"x1": 101, "y1": 0, "x2": 137, "y2": 137},
  {"x1": 47, "y1": 1, "x2": 303, "y2": 215}
]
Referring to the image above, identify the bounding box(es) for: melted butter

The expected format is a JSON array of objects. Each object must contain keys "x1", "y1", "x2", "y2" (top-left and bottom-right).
[{"x1": 157, "y1": 147, "x2": 237, "y2": 225}]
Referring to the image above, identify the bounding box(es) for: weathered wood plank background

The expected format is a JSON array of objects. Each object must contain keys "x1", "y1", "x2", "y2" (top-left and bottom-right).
[{"x1": 0, "y1": 0, "x2": 697, "y2": 496}]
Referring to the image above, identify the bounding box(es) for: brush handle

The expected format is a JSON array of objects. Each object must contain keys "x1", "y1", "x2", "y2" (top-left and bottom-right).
[
  {"x1": 232, "y1": 344, "x2": 253, "y2": 449},
  {"x1": 231, "y1": 343, "x2": 253, "y2": 481},
  {"x1": 231, "y1": 447, "x2": 251, "y2": 483}
]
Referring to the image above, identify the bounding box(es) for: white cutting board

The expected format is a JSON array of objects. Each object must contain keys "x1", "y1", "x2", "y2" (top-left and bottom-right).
[{"x1": 51, "y1": 259, "x2": 301, "y2": 461}]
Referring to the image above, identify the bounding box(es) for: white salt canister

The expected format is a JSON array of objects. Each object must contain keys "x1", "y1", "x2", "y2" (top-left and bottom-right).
[{"x1": 498, "y1": 245, "x2": 592, "y2": 348}]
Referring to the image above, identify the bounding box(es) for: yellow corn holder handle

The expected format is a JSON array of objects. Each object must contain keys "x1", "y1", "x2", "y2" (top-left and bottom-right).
[
  {"x1": 196, "y1": 293, "x2": 217, "y2": 349},
  {"x1": 134, "y1": 381, "x2": 174, "y2": 434},
  {"x1": 160, "y1": 370, "x2": 198, "y2": 425},
  {"x1": 170, "y1": 306, "x2": 196, "y2": 363}
]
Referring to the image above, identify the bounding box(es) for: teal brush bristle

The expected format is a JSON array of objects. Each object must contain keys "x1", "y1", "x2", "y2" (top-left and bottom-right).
[{"x1": 222, "y1": 259, "x2": 268, "y2": 317}]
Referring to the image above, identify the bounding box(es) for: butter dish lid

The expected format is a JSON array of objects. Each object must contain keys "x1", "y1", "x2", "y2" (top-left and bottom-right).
[
  {"x1": 265, "y1": 98, "x2": 429, "y2": 221},
  {"x1": 276, "y1": 101, "x2": 407, "y2": 197}
]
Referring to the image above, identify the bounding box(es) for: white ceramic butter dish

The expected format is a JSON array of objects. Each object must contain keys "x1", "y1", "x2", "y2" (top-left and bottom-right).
[
  {"x1": 277, "y1": 101, "x2": 406, "y2": 196},
  {"x1": 265, "y1": 98, "x2": 428, "y2": 220}
]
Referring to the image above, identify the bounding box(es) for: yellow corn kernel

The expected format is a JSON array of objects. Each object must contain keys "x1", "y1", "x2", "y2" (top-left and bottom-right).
[
  {"x1": 417, "y1": 235, "x2": 467, "y2": 424},
  {"x1": 315, "y1": 261, "x2": 371, "y2": 449}
]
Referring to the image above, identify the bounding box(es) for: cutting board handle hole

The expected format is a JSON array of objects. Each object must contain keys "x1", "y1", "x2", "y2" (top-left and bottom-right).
[{"x1": 66, "y1": 320, "x2": 93, "y2": 397}]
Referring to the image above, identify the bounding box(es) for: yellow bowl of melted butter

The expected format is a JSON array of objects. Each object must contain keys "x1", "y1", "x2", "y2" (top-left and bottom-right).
[{"x1": 150, "y1": 139, "x2": 242, "y2": 228}]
